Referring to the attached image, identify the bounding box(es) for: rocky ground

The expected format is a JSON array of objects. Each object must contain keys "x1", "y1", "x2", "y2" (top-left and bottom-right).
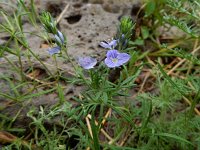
[
  {"x1": 0, "y1": 0, "x2": 141, "y2": 74},
  {"x1": 0, "y1": 0, "x2": 141, "y2": 130}
]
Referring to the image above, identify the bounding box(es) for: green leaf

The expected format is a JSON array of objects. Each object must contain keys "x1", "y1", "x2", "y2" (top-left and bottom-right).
[
  {"x1": 91, "y1": 113, "x2": 100, "y2": 150},
  {"x1": 129, "y1": 38, "x2": 144, "y2": 46},
  {"x1": 102, "y1": 92, "x2": 108, "y2": 104},
  {"x1": 57, "y1": 84, "x2": 65, "y2": 103},
  {"x1": 110, "y1": 105, "x2": 135, "y2": 127},
  {"x1": 157, "y1": 63, "x2": 185, "y2": 97},
  {"x1": 145, "y1": 1, "x2": 156, "y2": 17},
  {"x1": 141, "y1": 26, "x2": 149, "y2": 39},
  {"x1": 155, "y1": 133, "x2": 194, "y2": 146},
  {"x1": 0, "y1": 92, "x2": 18, "y2": 101},
  {"x1": 121, "y1": 75, "x2": 136, "y2": 86},
  {"x1": 20, "y1": 88, "x2": 56, "y2": 100}
]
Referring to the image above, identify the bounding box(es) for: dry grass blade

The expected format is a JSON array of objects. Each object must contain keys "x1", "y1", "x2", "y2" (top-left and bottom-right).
[
  {"x1": 0, "y1": 131, "x2": 40, "y2": 149},
  {"x1": 56, "y1": 4, "x2": 70, "y2": 23},
  {"x1": 138, "y1": 72, "x2": 150, "y2": 93},
  {"x1": 119, "y1": 129, "x2": 131, "y2": 146},
  {"x1": 183, "y1": 97, "x2": 200, "y2": 116},
  {"x1": 25, "y1": 68, "x2": 55, "y2": 87},
  {"x1": 27, "y1": 69, "x2": 41, "y2": 79},
  {"x1": 86, "y1": 115, "x2": 93, "y2": 139},
  {"x1": 101, "y1": 108, "x2": 112, "y2": 125},
  {"x1": 167, "y1": 40, "x2": 200, "y2": 75},
  {"x1": 0, "y1": 131, "x2": 17, "y2": 144},
  {"x1": 87, "y1": 114, "x2": 114, "y2": 142}
]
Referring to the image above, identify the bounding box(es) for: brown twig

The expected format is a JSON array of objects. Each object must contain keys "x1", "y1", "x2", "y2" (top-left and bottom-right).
[
  {"x1": 87, "y1": 114, "x2": 113, "y2": 141},
  {"x1": 0, "y1": 131, "x2": 40, "y2": 150},
  {"x1": 119, "y1": 128, "x2": 131, "y2": 146},
  {"x1": 183, "y1": 97, "x2": 200, "y2": 116},
  {"x1": 138, "y1": 72, "x2": 150, "y2": 93},
  {"x1": 167, "y1": 41, "x2": 200, "y2": 75},
  {"x1": 56, "y1": 4, "x2": 70, "y2": 23},
  {"x1": 101, "y1": 108, "x2": 112, "y2": 125},
  {"x1": 86, "y1": 115, "x2": 93, "y2": 139}
]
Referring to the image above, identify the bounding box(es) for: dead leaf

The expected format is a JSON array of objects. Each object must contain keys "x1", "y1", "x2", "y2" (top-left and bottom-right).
[
  {"x1": 0, "y1": 131, "x2": 41, "y2": 149},
  {"x1": 0, "y1": 131, "x2": 17, "y2": 144},
  {"x1": 40, "y1": 43, "x2": 50, "y2": 49}
]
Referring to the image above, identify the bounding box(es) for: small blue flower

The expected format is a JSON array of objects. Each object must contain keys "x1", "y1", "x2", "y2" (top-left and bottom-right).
[
  {"x1": 120, "y1": 34, "x2": 128, "y2": 46},
  {"x1": 48, "y1": 46, "x2": 61, "y2": 55},
  {"x1": 57, "y1": 30, "x2": 65, "y2": 43},
  {"x1": 54, "y1": 30, "x2": 65, "y2": 45},
  {"x1": 104, "y1": 50, "x2": 130, "y2": 68},
  {"x1": 77, "y1": 56, "x2": 97, "y2": 69},
  {"x1": 54, "y1": 35, "x2": 63, "y2": 45},
  {"x1": 100, "y1": 40, "x2": 118, "y2": 49}
]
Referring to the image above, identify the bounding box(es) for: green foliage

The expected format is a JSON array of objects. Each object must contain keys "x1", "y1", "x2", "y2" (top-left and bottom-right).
[
  {"x1": 17, "y1": 0, "x2": 37, "y2": 26},
  {"x1": 118, "y1": 16, "x2": 135, "y2": 40},
  {"x1": 163, "y1": 15, "x2": 198, "y2": 38},
  {"x1": 142, "y1": 0, "x2": 200, "y2": 39},
  {"x1": 40, "y1": 12, "x2": 57, "y2": 35},
  {"x1": 145, "y1": 0, "x2": 156, "y2": 17},
  {"x1": 134, "y1": 76, "x2": 198, "y2": 149},
  {"x1": 116, "y1": 16, "x2": 135, "y2": 50}
]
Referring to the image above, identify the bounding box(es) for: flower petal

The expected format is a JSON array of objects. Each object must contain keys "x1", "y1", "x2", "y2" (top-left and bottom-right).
[
  {"x1": 109, "y1": 40, "x2": 118, "y2": 48},
  {"x1": 57, "y1": 30, "x2": 65, "y2": 43},
  {"x1": 106, "y1": 50, "x2": 119, "y2": 58},
  {"x1": 117, "y1": 53, "x2": 130, "y2": 65},
  {"x1": 78, "y1": 56, "x2": 97, "y2": 69},
  {"x1": 48, "y1": 46, "x2": 61, "y2": 55},
  {"x1": 99, "y1": 42, "x2": 111, "y2": 49},
  {"x1": 54, "y1": 34, "x2": 63, "y2": 45},
  {"x1": 104, "y1": 58, "x2": 117, "y2": 68}
]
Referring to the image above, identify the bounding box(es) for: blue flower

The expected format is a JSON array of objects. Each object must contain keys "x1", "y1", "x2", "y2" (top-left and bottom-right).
[
  {"x1": 100, "y1": 39, "x2": 118, "y2": 49},
  {"x1": 120, "y1": 34, "x2": 128, "y2": 47},
  {"x1": 48, "y1": 46, "x2": 61, "y2": 55},
  {"x1": 57, "y1": 30, "x2": 65, "y2": 43},
  {"x1": 54, "y1": 30, "x2": 65, "y2": 45},
  {"x1": 77, "y1": 56, "x2": 97, "y2": 69},
  {"x1": 104, "y1": 50, "x2": 130, "y2": 68}
]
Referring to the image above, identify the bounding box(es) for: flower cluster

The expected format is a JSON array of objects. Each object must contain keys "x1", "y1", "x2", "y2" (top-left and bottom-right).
[
  {"x1": 47, "y1": 30, "x2": 65, "y2": 55},
  {"x1": 41, "y1": 12, "x2": 132, "y2": 69},
  {"x1": 54, "y1": 30, "x2": 65, "y2": 46},
  {"x1": 40, "y1": 12, "x2": 66, "y2": 55},
  {"x1": 100, "y1": 39, "x2": 130, "y2": 68},
  {"x1": 78, "y1": 37, "x2": 130, "y2": 69}
]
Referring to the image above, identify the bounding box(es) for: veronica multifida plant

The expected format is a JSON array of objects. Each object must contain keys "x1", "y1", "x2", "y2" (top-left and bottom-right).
[{"x1": 40, "y1": 12, "x2": 140, "y2": 148}]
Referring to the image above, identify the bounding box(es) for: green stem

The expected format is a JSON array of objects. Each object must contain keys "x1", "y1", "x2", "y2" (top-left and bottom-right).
[
  {"x1": 62, "y1": 46, "x2": 77, "y2": 71},
  {"x1": 53, "y1": 54, "x2": 60, "y2": 82},
  {"x1": 15, "y1": 39, "x2": 25, "y2": 81},
  {"x1": 3, "y1": 56, "x2": 21, "y2": 76}
]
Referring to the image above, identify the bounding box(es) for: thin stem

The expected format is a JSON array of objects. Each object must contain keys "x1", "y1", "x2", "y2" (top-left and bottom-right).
[
  {"x1": 15, "y1": 39, "x2": 25, "y2": 81},
  {"x1": 62, "y1": 46, "x2": 77, "y2": 71},
  {"x1": 53, "y1": 54, "x2": 60, "y2": 82},
  {"x1": 3, "y1": 56, "x2": 21, "y2": 76}
]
